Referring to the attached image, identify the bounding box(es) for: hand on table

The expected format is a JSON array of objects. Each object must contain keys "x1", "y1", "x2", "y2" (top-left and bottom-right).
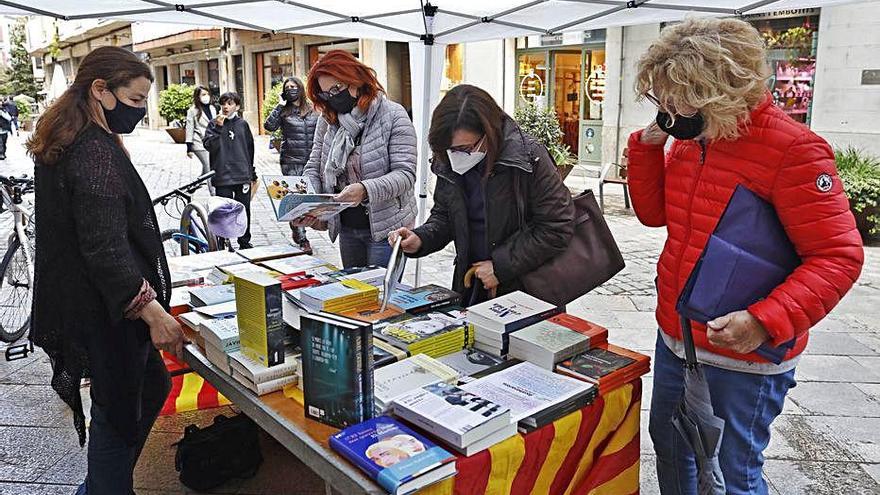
[{"x1": 706, "y1": 310, "x2": 769, "y2": 355}]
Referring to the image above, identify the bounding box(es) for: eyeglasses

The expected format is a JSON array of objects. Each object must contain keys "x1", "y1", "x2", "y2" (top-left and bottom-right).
[
  {"x1": 644, "y1": 92, "x2": 662, "y2": 108},
  {"x1": 316, "y1": 83, "x2": 349, "y2": 102},
  {"x1": 644, "y1": 92, "x2": 698, "y2": 118},
  {"x1": 448, "y1": 135, "x2": 485, "y2": 154}
]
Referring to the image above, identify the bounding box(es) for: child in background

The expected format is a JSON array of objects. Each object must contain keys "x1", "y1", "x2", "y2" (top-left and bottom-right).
[{"x1": 203, "y1": 91, "x2": 257, "y2": 249}]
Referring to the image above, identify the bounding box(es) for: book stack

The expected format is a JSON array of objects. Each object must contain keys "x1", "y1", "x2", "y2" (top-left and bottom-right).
[
  {"x1": 229, "y1": 349, "x2": 299, "y2": 395},
  {"x1": 437, "y1": 348, "x2": 506, "y2": 384},
  {"x1": 556, "y1": 344, "x2": 651, "y2": 395},
  {"x1": 300, "y1": 312, "x2": 375, "y2": 428},
  {"x1": 199, "y1": 317, "x2": 241, "y2": 375},
  {"x1": 509, "y1": 314, "x2": 609, "y2": 370},
  {"x1": 179, "y1": 311, "x2": 212, "y2": 333},
  {"x1": 189, "y1": 284, "x2": 236, "y2": 307},
  {"x1": 262, "y1": 255, "x2": 337, "y2": 276},
  {"x1": 299, "y1": 279, "x2": 379, "y2": 314},
  {"x1": 236, "y1": 244, "x2": 305, "y2": 262},
  {"x1": 393, "y1": 382, "x2": 513, "y2": 457},
  {"x1": 373, "y1": 311, "x2": 475, "y2": 359},
  {"x1": 373, "y1": 339, "x2": 408, "y2": 368},
  {"x1": 169, "y1": 286, "x2": 195, "y2": 316},
  {"x1": 387, "y1": 285, "x2": 461, "y2": 314},
  {"x1": 235, "y1": 271, "x2": 285, "y2": 367},
  {"x1": 330, "y1": 416, "x2": 457, "y2": 495},
  {"x1": 329, "y1": 266, "x2": 388, "y2": 289},
  {"x1": 462, "y1": 361, "x2": 597, "y2": 435},
  {"x1": 374, "y1": 354, "x2": 460, "y2": 414},
  {"x1": 467, "y1": 291, "x2": 562, "y2": 356}
]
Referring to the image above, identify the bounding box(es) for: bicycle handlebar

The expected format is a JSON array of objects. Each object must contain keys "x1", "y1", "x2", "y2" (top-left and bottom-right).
[
  {"x1": 151, "y1": 171, "x2": 215, "y2": 206},
  {"x1": 0, "y1": 175, "x2": 34, "y2": 187}
]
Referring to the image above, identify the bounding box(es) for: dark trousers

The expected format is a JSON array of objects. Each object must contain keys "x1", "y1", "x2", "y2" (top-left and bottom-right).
[
  {"x1": 215, "y1": 183, "x2": 253, "y2": 248},
  {"x1": 338, "y1": 225, "x2": 393, "y2": 268},
  {"x1": 77, "y1": 347, "x2": 171, "y2": 495},
  {"x1": 0, "y1": 132, "x2": 8, "y2": 158},
  {"x1": 280, "y1": 161, "x2": 308, "y2": 245}
]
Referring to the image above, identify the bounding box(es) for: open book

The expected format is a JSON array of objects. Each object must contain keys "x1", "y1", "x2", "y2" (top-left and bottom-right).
[{"x1": 263, "y1": 175, "x2": 356, "y2": 222}]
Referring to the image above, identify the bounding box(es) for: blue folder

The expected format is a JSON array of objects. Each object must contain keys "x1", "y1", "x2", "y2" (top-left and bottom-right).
[{"x1": 677, "y1": 185, "x2": 800, "y2": 364}]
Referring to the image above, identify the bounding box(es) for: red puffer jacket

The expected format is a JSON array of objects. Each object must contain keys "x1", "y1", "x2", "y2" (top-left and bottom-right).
[{"x1": 627, "y1": 96, "x2": 864, "y2": 363}]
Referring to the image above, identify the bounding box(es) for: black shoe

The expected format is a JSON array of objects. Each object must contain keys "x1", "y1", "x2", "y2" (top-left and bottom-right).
[
  {"x1": 298, "y1": 240, "x2": 312, "y2": 255},
  {"x1": 238, "y1": 242, "x2": 254, "y2": 250}
]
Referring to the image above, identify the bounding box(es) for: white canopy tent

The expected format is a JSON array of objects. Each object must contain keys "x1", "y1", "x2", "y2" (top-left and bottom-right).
[{"x1": 1, "y1": 0, "x2": 860, "y2": 281}]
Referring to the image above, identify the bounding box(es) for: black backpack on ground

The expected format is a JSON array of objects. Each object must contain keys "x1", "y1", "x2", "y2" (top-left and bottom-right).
[{"x1": 174, "y1": 413, "x2": 263, "y2": 491}]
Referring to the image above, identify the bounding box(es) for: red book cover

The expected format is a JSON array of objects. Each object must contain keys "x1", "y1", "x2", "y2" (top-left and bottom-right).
[
  {"x1": 548, "y1": 314, "x2": 609, "y2": 345},
  {"x1": 277, "y1": 272, "x2": 322, "y2": 291}
]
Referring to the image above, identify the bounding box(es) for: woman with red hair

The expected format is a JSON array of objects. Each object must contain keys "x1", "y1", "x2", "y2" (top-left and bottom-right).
[{"x1": 298, "y1": 50, "x2": 417, "y2": 268}]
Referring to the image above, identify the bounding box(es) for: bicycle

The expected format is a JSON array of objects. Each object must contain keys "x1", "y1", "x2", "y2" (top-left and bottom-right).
[
  {"x1": 0, "y1": 174, "x2": 35, "y2": 355},
  {"x1": 153, "y1": 171, "x2": 219, "y2": 257}
]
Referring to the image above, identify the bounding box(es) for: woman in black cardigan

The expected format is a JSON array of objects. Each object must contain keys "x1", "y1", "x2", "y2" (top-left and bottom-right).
[{"x1": 26, "y1": 46, "x2": 185, "y2": 495}]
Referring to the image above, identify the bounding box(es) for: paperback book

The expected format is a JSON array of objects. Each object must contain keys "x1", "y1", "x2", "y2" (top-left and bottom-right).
[
  {"x1": 373, "y1": 312, "x2": 474, "y2": 358},
  {"x1": 373, "y1": 354, "x2": 460, "y2": 414},
  {"x1": 467, "y1": 291, "x2": 561, "y2": 335},
  {"x1": 300, "y1": 279, "x2": 379, "y2": 313},
  {"x1": 235, "y1": 271, "x2": 285, "y2": 367},
  {"x1": 437, "y1": 348, "x2": 505, "y2": 383},
  {"x1": 199, "y1": 317, "x2": 241, "y2": 353},
  {"x1": 189, "y1": 284, "x2": 236, "y2": 308},
  {"x1": 329, "y1": 416, "x2": 457, "y2": 495},
  {"x1": 231, "y1": 370, "x2": 297, "y2": 396},
  {"x1": 556, "y1": 344, "x2": 651, "y2": 395},
  {"x1": 262, "y1": 255, "x2": 336, "y2": 275},
  {"x1": 263, "y1": 175, "x2": 355, "y2": 221},
  {"x1": 509, "y1": 319, "x2": 596, "y2": 370},
  {"x1": 229, "y1": 349, "x2": 299, "y2": 385},
  {"x1": 236, "y1": 244, "x2": 305, "y2": 262},
  {"x1": 388, "y1": 285, "x2": 461, "y2": 314}
]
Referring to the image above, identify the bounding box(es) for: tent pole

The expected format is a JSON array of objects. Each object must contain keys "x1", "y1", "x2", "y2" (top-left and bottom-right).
[{"x1": 414, "y1": 3, "x2": 438, "y2": 288}]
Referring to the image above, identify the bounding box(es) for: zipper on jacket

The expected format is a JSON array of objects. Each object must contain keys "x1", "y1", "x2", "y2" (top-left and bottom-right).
[
  {"x1": 699, "y1": 140, "x2": 707, "y2": 165},
  {"x1": 674, "y1": 141, "x2": 708, "y2": 334}
]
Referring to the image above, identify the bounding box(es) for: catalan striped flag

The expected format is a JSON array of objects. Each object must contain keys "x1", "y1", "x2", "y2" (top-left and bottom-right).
[
  {"x1": 421, "y1": 380, "x2": 643, "y2": 495},
  {"x1": 159, "y1": 351, "x2": 231, "y2": 416}
]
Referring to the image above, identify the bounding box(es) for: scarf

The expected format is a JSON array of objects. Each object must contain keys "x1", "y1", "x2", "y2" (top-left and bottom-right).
[{"x1": 325, "y1": 102, "x2": 370, "y2": 190}]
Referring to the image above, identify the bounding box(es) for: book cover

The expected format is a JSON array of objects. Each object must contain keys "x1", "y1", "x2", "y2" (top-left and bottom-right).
[
  {"x1": 329, "y1": 416, "x2": 456, "y2": 495},
  {"x1": 461, "y1": 361, "x2": 594, "y2": 423},
  {"x1": 392, "y1": 382, "x2": 512, "y2": 448},
  {"x1": 467, "y1": 291, "x2": 560, "y2": 334},
  {"x1": 548, "y1": 314, "x2": 609, "y2": 344},
  {"x1": 236, "y1": 244, "x2": 305, "y2": 262},
  {"x1": 231, "y1": 369, "x2": 297, "y2": 396},
  {"x1": 339, "y1": 304, "x2": 406, "y2": 324},
  {"x1": 193, "y1": 300, "x2": 237, "y2": 319},
  {"x1": 437, "y1": 348, "x2": 505, "y2": 380},
  {"x1": 301, "y1": 279, "x2": 379, "y2": 312},
  {"x1": 235, "y1": 272, "x2": 286, "y2": 367},
  {"x1": 373, "y1": 313, "x2": 474, "y2": 358},
  {"x1": 509, "y1": 320, "x2": 590, "y2": 354},
  {"x1": 166, "y1": 250, "x2": 246, "y2": 273},
  {"x1": 557, "y1": 347, "x2": 638, "y2": 381},
  {"x1": 169, "y1": 269, "x2": 209, "y2": 288},
  {"x1": 389, "y1": 285, "x2": 461, "y2": 314},
  {"x1": 178, "y1": 311, "x2": 211, "y2": 332},
  {"x1": 374, "y1": 355, "x2": 459, "y2": 410},
  {"x1": 199, "y1": 317, "x2": 241, "y2": 352},
  {"x1": 300, "y1": 313, "x2": 365, "y2": 428},
  {"x1": 189, "y1": 284, "x2": 237, "y2": 307},
  {"x1": 263, "y1": 174, "x2": 356, "y2": 221},
  {"x1": 229, "y1": 349, "x2": 299, "y2": 384},
  {"x1": 262, "y1": 255, "x2": 336, "y2": 275}
]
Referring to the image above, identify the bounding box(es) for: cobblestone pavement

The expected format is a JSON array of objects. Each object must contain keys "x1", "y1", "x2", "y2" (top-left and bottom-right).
[{"x1": 1, "y1": 129, "x2": 879, "y2": 494}]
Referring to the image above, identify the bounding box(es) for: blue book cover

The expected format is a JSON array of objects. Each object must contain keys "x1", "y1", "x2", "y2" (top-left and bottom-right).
[
  {"x1": 329, "y1": 416, "x2": 456, "y2": 494},
  {"x1": 389, "y1": 285, "x2": 460, "y2": 314}
]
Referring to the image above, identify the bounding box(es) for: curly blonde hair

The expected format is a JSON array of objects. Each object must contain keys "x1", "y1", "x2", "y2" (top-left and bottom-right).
[{"x1": 636, "y1": 17, "x2": 771, "y2": 141}]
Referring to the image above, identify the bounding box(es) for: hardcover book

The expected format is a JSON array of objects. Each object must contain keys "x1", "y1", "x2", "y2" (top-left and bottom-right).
[
  {"x1": 467, "y1": 291, "x2": 561, "y2": 335},
  {"x1": 329, "y1": 416, "x2": 456, "y2": 495},
  {"x1": 388, "y1": 285, "x2": 461, "y2": 314},
  {"x1": 235, "y1": 271, "x2": 285, "y2": 367}
]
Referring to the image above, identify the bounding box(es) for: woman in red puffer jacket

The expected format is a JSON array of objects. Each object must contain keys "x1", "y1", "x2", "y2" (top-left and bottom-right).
[{"x1": 629, "y1": 17, "x2": 864, "y2": 495}]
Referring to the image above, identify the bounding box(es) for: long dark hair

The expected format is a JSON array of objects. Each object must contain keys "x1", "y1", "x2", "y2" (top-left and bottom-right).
[
  {"x1": 281, "y1": 77, "x2": 312, "y2": 118},
  {"x1": 27, "y1": 46, "x2": 153, "y2": 166},
  {"x1": 428, "y1": 84, "x2": 506, "y2": 175},
  {"x1": 193, "y1": 85, "x2": 210, "y2": 120}
]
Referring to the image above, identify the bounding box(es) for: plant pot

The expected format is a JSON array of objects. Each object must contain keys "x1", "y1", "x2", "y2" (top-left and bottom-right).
[
  {"x1": 851, "y1": 201, "x2": 880, "y2": 243},
  {"x1": 165, "y1": 127, "x2": 187, "y2": 144},
  {"x1": 557, "y1": 164, "x2": 575, "y2": 180},
  {"x1": 271, "y1": 138, "x2": 282, "y2": 152}
]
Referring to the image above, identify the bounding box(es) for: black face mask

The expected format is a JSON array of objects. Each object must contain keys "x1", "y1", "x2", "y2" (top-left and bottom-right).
[
  {"x1": 102, "y1": 92, "x2": 146, "y2": 134},
  {"x1": 283, "y1": 88, "x2": 299, "y2": 102},
  {"x1": 326, "y1": 90, "x2": 357, "y2": 115},
  {"x1": 656, "y1": 111, "x2": 704, "y2": 140}
]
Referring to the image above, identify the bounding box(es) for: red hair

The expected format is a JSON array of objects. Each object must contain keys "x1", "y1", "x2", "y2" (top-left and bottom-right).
[{"x1": 307, "y1": 50, "x2": 384, "y2": 125}]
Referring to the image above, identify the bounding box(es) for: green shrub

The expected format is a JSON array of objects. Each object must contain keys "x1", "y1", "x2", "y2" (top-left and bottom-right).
[
  {"x1": 13, "y1": 99, "x2": 30, "y2": 120},
  {"x1": 513, "y1": 103, "x2": 574, "y2": 167},
  {"x1": 158, "y1": 83, "x2": 193, "y2": 127},
  {"x1": 261, "y1": 81, "x2": 284, "y2": 140},
  {"x1": 836, "y1": 146, "x2": 880, "y2": 235}
]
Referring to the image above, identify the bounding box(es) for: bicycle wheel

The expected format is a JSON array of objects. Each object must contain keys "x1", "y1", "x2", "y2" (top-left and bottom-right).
[
  {"x1": 161, "y1": 229, "x2": 209, "y2": 258},
  {"x1": 0, "y1": 236, "x2": 32, "y2": 343}
]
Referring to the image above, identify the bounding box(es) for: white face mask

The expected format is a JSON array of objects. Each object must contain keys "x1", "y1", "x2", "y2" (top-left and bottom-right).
[
  {"x1": 200, "y1": 94, "x2": 211, "y2": 105},
  {"x1": 447, "y1": 137, "x2": 486, "y2": 175}
]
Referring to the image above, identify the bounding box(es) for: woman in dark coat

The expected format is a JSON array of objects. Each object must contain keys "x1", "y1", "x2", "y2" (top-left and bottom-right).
[
  {"x1": 263, "y1": 76, "x2": 318, "y2": 251},
  {"x1": 390, "y1": 85, "x2": 574, "y2": 306},
  {"x1": 26, "y1": 46, "x2": 185, "y2": 495}
]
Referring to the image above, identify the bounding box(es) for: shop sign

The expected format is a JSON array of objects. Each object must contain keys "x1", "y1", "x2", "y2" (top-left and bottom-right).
[
  {"x1": 583, "y1": 29, "x2": 606, "y2": 44},
  {"x1": 742, "y1": 8, "x2": 819, "y2": 21},
  {"x1": 540, "y1": 33, "x2": 563, "y2": 46},
  {"x1": 862, "y1": 69, "x2": 880, "y2": 85},
  {"x1": 519, "y1": 71, "x2": 545, "y2": 104}
]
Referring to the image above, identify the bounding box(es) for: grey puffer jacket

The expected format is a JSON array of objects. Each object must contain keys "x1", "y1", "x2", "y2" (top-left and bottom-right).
[
  {"x1": 304, "y1": 97, "x2": 418, "y2": 242},
  {"x1": 263, "y1": 104, "x2": 318, "y2": 169}
]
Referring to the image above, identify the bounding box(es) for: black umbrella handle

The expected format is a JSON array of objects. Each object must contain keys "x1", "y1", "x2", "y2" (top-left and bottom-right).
[{"x1": 680, "y1": 316, "x2": 699, "y2": 367}]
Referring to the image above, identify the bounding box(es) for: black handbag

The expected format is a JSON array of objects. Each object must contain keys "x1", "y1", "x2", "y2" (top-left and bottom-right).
[
  {"x1": 174, "y1": 413, "x2": 263, "y2": 491},
  {"x1": 513, "y1": 155, "x2": 625, "y2": 307}
]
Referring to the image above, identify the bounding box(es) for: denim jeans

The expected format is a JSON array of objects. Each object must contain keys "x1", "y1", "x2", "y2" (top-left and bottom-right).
[
  {"x1": 280, "y1": 162, "x2": 308, "y2": 245},
  {"x1": 75, "y1": 347, "x2": 171, "y2": 495},
  {"x1": 338, "y1": 226, "x2": 393, "y2": 268},
  {"x1": 649, "y1": 332, "x2": 796, "y2": 495}
]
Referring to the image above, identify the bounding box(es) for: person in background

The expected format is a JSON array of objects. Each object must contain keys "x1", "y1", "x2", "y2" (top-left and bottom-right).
[
  {"x1": 4, "y1": 97, "x2": 19, "y2": 136},
  {"x1": 185, "y1": 85, "x2": 217, "y2": 194},
  {"x1": 297, "y1": 50, "x2": 417, "y2": 268},
  {"x1": 0, "y1": 103, "x2": 11, "y2": 160},
  {"x1": 389, "y1": 85, "x2": 574, "y2": 306},
  {"x1": 26, "y1": 46, "x2": 185, "y2": 495},
  {"x1": 264, "y1": 76, "x2": 318, "y2": 252},
  {"x1": 628, "y1": 17, "x2": 864, "y2": 494},
  {"x1": 203, "y1": 91, "x2": 256, "y2": 249}
]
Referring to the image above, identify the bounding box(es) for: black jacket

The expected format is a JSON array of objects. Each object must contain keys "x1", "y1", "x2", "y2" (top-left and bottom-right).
[
  {"x1": 411, "y1": 118, "x2": 574, "y2": 296},
  {"x1": 4, "y1": 101, "x2": 18, "y2": 117},
  {"x1": 33, "y1": 124, "x2": 171, "y2": 446},
  {"x1": 204, "y1": 115, "x2": 256, "y2": 187},
  {"x1": 263, "y1": 104, "x2": 318, "y2": 168}
]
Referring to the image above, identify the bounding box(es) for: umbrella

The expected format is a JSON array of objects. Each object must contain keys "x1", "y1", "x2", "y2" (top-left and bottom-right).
[{"x1": 671, "y1": 317, "x2": 726, "y2": 495}]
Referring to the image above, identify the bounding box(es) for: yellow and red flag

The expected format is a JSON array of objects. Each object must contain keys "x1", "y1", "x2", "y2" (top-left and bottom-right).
[{"x1": 159, "y1": 351, "x2": 230, "y2": 416}]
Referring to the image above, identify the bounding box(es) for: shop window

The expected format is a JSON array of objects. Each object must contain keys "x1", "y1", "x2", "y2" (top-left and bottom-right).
[
  {"x1": 208, "y1": 58, "x2": 220, "y2": 100},
  {"x1": 584, "y1": 50, "x2": 606, "y2": 121},
  {"x1": 517, "y1": 52, "x2": 548, "y2": 108},
  {"x1": 441, "y1": 44, "x2": 463, "y2": 95},
  {"x1": 233, "y1": 54, "x2": 244, "y2": 100},
  {"x1": 308, "y1": 40, "x2": 359, "y2": 68},
  {"x1": 180, "y1": 62, "x2": 196, "y2": 85}
]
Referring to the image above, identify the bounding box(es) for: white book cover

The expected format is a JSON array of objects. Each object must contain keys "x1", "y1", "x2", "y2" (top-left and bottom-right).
[
  {"x1": 232, "y1": 368, "x2": 297, "y2": 395},
  {"x1": 509, "y1": 320, "x2": 589, "y2": 354},
  {"x1": 263, "y1": 255, "x2": 332, "y2": 275},
  {"x1": 393, "y1": 382, "x2": 511, "y2": 448},
  {"x1": 220, "y1": 262, "x2": 278, "y2": 278},
  {"x1": 229, "y1": 349, "x2": 298, "y2": 384},
  {"x1": 338, "y1": 267, "x2": 387, "y2": 289},
  {"x1": 179, "y1": 311, "x2": 212, "y2": 332},
  {"x1": 166, "y1": 250, "x2": 246, "y2": 273},
  {"x1": 467, "y1": 291, "x2": 557, "y2": 334},
  {"x1": 199, "y1": 317, "x2": 240, "y2": 352},
  {"x1": 374, "y1": 355, "x2": 459, "y2": 408},
  {"x1": 452, "y1": 422, "x2": 518, "y2": 457},
  {"x1": 236, "y1": 244, "x2": 304, "y2": 262},
  {"x1": 193, "y1": 301, "x2": 237, "y2": 318},
  {"x1": 462, "y1": 362, "x2": 594, "y2": 423},
  {"x1": 204, "y1": 342, "x2": 232, "y2": 375},
  {"x1": 437, "y1": 348, "x2": 505, "y2": 378}
]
